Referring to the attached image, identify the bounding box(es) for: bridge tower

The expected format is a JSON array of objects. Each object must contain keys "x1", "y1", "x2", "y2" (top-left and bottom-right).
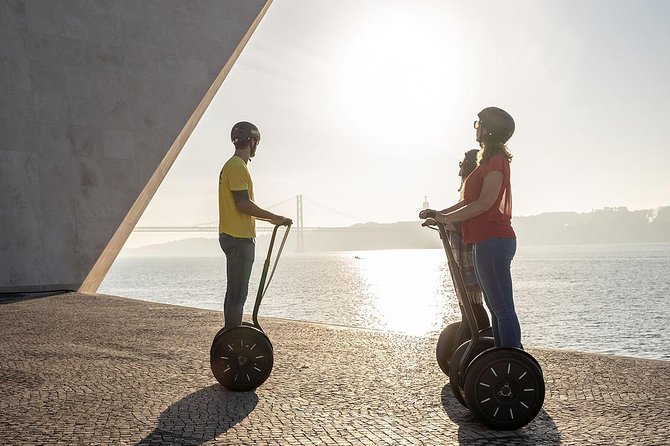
[{"x1": 296, "y1": 194, "x2": 304, "y2": 252}]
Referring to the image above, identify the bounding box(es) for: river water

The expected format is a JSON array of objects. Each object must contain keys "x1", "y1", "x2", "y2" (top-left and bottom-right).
[{"x1": 99, "y1": 243, "x2": 670, "y2": 361}]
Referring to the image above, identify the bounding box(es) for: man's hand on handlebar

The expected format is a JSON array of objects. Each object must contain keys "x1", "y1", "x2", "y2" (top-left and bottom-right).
[
  {"x1": 421, "y1": 218, "x2": 438, "y2": 227},
  {"x1": 270, "y1": 215, "x2": 292, "y2": 226},
  {"x1": 419, "y1": 211, "x2": 458, "y2": 232}
]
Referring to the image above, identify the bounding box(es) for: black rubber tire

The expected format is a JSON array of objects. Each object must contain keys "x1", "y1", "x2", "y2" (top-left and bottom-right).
[
  {"x1": 448, "y1": 337, "x2": 495, "y2": 407},
  {"x1": 436, "y1": 322, "x2": 469, "y2": 375},
  {"x1": 210, "y1": 326, "x2": 274, "y2": 392},
  {"x1": 436, "y1": 324, "x2": 493, "y2": 376},
  {"x1": 463, "y1": 348, "x2": 545, "y2": 430}
]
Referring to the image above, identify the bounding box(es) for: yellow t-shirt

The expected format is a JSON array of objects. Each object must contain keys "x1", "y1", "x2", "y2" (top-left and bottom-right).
[{"x1": 218, "y1": 156, "x2": 255, "y2": 238}]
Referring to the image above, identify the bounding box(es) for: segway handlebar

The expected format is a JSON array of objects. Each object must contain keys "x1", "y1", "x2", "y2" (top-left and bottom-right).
[{"x1": 252, "y1": 223, "x2": 292, "y2": 329}]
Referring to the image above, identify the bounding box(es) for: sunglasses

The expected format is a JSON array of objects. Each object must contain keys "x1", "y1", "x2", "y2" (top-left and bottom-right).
[{"x1": 473, "y1": 120, "x2": 481, "y2": 129}]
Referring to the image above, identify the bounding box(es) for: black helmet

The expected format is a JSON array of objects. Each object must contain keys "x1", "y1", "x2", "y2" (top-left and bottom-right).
[
  {"x1": 231, "y1": 121, "x2": 261, "y2": 145},
  {"x1": 477, "y1": 107, "x2": 515, "y2": 143}
]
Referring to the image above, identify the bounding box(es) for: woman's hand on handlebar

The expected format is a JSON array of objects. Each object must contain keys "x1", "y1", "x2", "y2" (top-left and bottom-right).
[{"x1": 419, "y1": 209, "x2": 437, "y2": 219}]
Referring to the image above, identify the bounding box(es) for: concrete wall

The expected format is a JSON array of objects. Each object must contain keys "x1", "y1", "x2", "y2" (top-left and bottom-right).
[{"x1": 0, "y1": 0, "x2": 271, "y2": 292}]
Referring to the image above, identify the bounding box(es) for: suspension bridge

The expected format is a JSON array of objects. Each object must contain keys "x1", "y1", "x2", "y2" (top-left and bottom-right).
[{"x1": 133, "y1": 195, "x2": 379, "y2": 252}]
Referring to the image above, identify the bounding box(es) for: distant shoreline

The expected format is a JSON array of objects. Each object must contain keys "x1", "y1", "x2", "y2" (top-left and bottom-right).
[
  {"x1": 121, "y1": 238, "x2": 670, "y2": 258},
  {"x1": 126, "y1": 206, "x2": 670, "y2": 256}
]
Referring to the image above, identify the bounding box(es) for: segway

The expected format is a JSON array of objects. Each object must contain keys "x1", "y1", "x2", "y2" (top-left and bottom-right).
[
  {"x1": 435, "y1": 227, "x2": 493, "y2": 375},
  {"x1": 210, "y1": 223, "x2": 291, "y2": 391},
  {"x1": 436, "y1": 315, "x2": 492, "y2": 375},
  {"x1": 425, "y1": 219, "x2": 545, "y2": 430}
]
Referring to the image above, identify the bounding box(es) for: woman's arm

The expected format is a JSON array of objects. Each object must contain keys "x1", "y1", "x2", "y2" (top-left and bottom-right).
[
  {"x1": 434, "y1": 171, "x2": 503, "y2": 224},
  {"x1": 439, "y1": 200, "x2": 466, "y2": 214},
  {"x1": 419, "y1": 200, "x2": 465, "y2": 220}
]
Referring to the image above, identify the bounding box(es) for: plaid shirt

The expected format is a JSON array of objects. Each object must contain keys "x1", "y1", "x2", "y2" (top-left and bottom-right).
[{"x1": 448, "y1": 230, "x2": 483, "y2": 305}]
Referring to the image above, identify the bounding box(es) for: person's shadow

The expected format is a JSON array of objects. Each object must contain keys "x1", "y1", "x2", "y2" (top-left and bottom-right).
[
  {"x1": 136, "y1": 385, "x2": 258, "y2": 446},
  {"x1": 441, "y1": 384, "x2": 561, "y2": 445}
]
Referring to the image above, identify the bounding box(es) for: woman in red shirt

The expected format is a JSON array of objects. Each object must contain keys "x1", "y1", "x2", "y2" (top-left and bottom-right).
[{"x1": 420, "y1": 107, "x2": 521, "y2": 348}]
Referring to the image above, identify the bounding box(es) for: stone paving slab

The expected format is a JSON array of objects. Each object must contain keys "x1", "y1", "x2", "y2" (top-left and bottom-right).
[{"x1": 1, "y1": 292, "x2": 669, "y2": 445}]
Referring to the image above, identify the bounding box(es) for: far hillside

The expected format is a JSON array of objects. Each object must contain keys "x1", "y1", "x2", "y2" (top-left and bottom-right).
[
  {"x1": 123, "y1": 206, "x2": 670, "y2": 256},
  {"x1": 513, "y1": 206, "x2": 670, "y2": 245}
]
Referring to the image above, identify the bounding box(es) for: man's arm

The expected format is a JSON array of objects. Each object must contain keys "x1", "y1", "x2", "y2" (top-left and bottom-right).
[{"x1": 232, "y1": 190, "x2": 291, "y2": 226}]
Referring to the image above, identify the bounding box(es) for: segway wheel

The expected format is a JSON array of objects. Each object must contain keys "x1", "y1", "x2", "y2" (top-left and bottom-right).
[
  {"x1": 463, "y1": 348, "x2": 545, "y2": 430},
  {"x1": 210, "y1": 326, "x2": 274, "y2": 392},
  {"x1": 436, "y1": 322, "x2": 468, "y2": 375},
  {"x1": 448, "y1": 336, "x2": 495, "y2": 407}
]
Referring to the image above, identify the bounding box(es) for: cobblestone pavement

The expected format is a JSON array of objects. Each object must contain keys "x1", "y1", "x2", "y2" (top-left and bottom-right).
[{"x1": 1, "y1": 292, "x2": 669, "y2": 445}]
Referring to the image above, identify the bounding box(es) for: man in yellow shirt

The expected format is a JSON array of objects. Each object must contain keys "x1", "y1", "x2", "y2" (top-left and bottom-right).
[{"x1": 218, "y1": 121, "x2": 292, "y2": 328}]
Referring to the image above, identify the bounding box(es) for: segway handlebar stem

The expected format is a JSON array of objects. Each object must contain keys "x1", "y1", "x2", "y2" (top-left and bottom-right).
[
  {"x1": 252, "y1": 223, "x2": 292, "y2": 329},
  {"x1": 426, "y1": 222, "x2": 488, "y2": 388},
  {"x1": 427, "y1": 222, "x2": 482, "y2": 346}
]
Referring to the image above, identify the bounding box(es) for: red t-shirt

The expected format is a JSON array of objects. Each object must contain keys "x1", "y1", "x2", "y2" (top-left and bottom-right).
[{"x1": 461, "y1": 152, "x2": 516, "y2": 244}]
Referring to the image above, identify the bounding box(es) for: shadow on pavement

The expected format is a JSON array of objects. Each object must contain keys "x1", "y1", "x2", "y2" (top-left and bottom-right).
[
  {"x1": 0, "y1": 290, "x2": 71, "y2": 305},
  {"x1": 441, "y1": 384, "x2": 561, "y2": 445},
  {"x1": 136, "y1": 384, "x2": 258, "y2": 446}
]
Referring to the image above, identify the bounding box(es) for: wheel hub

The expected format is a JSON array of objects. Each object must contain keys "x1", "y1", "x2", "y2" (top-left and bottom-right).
[{"x1": 496, "y1": 381, "x2": 516, "y2": 400}]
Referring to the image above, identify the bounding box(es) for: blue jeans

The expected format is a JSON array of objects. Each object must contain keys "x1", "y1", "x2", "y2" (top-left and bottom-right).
[
  {"x1": 219, "y1": 233, "x2": 255, "y2": 328},
  {"x1": 473, "y1": 237, "x2": 521, "y2": 348}
]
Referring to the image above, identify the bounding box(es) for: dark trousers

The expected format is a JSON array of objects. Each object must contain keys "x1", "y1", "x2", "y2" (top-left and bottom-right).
[{"x1": 219, "y1": 233, "x2": 255, "y2": 328}]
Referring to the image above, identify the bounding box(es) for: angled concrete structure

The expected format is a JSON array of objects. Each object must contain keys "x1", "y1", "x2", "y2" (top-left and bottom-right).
[{"x1": 0, "y1": 0, "x2": 272, "y2": 293}]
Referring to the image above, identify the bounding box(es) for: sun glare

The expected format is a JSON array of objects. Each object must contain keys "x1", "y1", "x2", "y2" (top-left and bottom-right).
[
  {"x1": 353, "y1": 250, "x2": 459, "y2": 336},
  {"x1": 328, "y1": 6, "x2": 467, "y2": 146}
]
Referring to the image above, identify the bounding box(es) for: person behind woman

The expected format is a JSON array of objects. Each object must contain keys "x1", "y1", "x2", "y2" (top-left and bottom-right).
[
  {"x1": 420, "y1": 107, "x2": 520, "y2": 348},
  {"x1": 449, "y1": 149, "x2": 491, "y2": 333}
]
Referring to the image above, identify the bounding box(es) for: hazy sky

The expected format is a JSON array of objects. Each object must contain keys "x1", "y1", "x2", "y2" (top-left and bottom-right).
[{"x1": 128, "y1": 0, "x2": 670, "y2": 247}]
